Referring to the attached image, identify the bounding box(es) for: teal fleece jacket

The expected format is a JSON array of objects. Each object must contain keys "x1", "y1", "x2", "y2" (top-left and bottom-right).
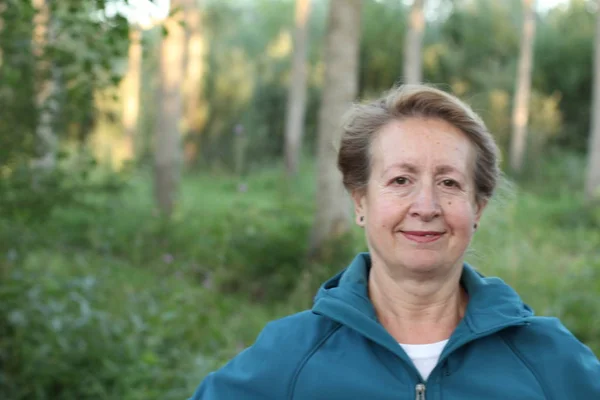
[{"x1": 192, "y1": 253, "x2": 600, "y2": 399}]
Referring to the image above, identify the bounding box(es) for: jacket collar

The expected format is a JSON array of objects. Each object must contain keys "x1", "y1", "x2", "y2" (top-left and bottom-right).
[{"x1": 312, "y1": 252, "x2": 533, "y2": 345}]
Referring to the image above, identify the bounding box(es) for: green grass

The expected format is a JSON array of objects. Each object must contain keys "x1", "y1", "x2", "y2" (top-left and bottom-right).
[
  {"x1": 468, "y1": 183, "x2": 600, "y2": 347},
  {"x1": 1, "y1": 159, "x2": 599, "y2": 399}
]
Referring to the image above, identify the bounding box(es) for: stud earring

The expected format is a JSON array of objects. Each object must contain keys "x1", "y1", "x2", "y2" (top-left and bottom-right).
[{"x1": 360, "y1": 216, "x2": 364, "y2": 222}]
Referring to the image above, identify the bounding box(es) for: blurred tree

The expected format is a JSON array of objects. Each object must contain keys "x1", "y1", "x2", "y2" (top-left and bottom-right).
[
  {"x1": 32, "y1": 0, "x2": 58, "y2": 170},
  {"x1": 404, "y1": 0, "x2": 426, "y2": 84},
  {"x1": 0, "y1": 0, "x2": 134, "y2": 168},
  {"x1": 585, "y1": 2, "x2": 600, "y2": 202},
  {"x1": 359, "y1": 0, "x2": 406, "y2": 97},
  {"x1": 155, "y1": 1, "x2": 187, "y2": 217},
  {"x1": 534, "y1": 0, "x2": 593, "y2": 152},
  {"x1": 284, "y1": 0, "x2": 311, "y2": 177},
  {"x1": 509, "y1": 0, "x2": 537, "y2": 174},
  {"x1": 122, "y1": 26, "x2": 143, "y2": 162},
  {"x1": 0, "y1": 3, "x2": 4, "y2": 68},
  {"x1": 1, "y1": 1, "x2": 41, "y2": 168},
  {"x1": 183, "y1": 0, "x2": 207, "y2": 166},
  {"x1": 427, "y1": 0, "x2": 521, "y2": 153},
  {"x1": 190, "y1": 0, "x2": 296, "y2": 170},
  {"x1": 309, "y1": 0, "x2": 361, "y2": 258}
]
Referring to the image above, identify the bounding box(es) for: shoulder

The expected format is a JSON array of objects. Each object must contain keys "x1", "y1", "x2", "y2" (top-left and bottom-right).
[
  {"x1": 256, "y1": 309, "x2": 341, "y2": 351},
  {"x1": 191, "y1": 310, "x2": 340, "y2": 400},
  {"x1": 504, "y1": 316, "x2": 597, "y2": 359},
  {"x1": 501, "y1": 316, "x2": 600, "y2": 399}
]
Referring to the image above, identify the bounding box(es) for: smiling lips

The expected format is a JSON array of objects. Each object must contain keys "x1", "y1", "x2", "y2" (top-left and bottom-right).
[{"x1": 400, "y1": 231, "x2": 446, "y2": 243}]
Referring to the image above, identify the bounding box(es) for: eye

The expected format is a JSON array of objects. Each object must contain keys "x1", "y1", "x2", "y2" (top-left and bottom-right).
[
  {"x1": 442, "y1": 179, "x2": 460, "y2": 188},
  {"x1": 393, "y1": 177, "x2": 409, "y2": 185}
]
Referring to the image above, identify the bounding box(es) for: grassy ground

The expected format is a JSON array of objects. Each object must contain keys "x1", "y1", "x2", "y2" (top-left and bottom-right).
[{"x1": 1, "y1": 159, "x2": 599, "y2": 399}]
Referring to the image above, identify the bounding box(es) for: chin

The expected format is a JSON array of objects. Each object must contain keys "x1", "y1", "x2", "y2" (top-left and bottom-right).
[
  {"x1": 404, "y1": 262, "x2": 441, "y2": 273},
  {"x1": 399, "y1": 253, "x2": 448, "y2": 273}
]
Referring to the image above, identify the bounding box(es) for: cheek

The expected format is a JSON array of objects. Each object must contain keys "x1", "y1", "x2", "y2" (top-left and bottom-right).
[
  {"x1": 443, "y1": 199, "x2": 477, "y2": 230},
  {"x1": 368, "y1": 194, "x2": 406, "y2": 223}
]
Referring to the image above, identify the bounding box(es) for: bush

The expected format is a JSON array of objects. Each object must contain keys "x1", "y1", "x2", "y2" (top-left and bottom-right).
[
  {"x1": 209, "y1": 198, "x2": 312, "y2": 301},
  {"x1": 0, "y1": 252, "x2": 196, "y2": 399},
  {"x1": 0, "y1": 249, "x2": 271, "y2": 400},
  {"x1": 0, "y1": 153, "x2": 128, "y2": 256},
  {"x1": 469, "y1": 182, "x2": 600, "y2": 355}
]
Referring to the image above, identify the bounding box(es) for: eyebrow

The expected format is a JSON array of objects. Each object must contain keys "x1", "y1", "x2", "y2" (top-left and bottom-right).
[
  {"x1": 382, "y1": 162, "x2": 466, "y2": 178},
  {"x1": 382, "y1": 162, "x2": 419, "y2": 176},
  {"x1": 435, "y1": 164, "x2": 465, "y2": 177}
]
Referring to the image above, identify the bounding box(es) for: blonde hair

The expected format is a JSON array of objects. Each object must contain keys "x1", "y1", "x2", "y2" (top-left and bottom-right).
[{"x1": 338, "y1": 84, "x2": 500, "y2": 204}]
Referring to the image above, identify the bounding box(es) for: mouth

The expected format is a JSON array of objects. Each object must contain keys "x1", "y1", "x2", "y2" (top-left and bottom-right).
[{"x1": 400, "y1": 230, "x2": 446, "y2": 243}]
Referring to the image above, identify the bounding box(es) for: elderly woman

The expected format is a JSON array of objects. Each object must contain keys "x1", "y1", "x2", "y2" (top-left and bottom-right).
[{"x1": 192, "y1": 85, "x2": 600, "y2": 399}]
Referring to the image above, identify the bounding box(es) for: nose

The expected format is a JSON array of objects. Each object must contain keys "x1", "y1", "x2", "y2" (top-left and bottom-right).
[{"x1": 409, "y1": 182, "x2": 441, "y2": 221}]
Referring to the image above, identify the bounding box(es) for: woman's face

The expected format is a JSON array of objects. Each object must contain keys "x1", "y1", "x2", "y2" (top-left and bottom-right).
[{"x1": 353, "y1": 117, "x2": 486, "y2": 275}]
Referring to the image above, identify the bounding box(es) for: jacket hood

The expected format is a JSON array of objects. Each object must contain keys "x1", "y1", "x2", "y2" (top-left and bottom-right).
[{"x1": 312, "y1": 253, "x2": 534, "y2": 359}]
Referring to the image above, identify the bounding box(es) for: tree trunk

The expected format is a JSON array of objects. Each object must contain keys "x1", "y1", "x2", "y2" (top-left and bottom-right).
[
  {"x1": 122, "y1": 27, "x2": 142, "y2": 162},
  {"x1": 585, "y1": 4, "x2": 600, "y2": 202},
  {"x1": 154, "y1": 3, "x2": 186, "y2": 217},
  {"x1": 509, "y1": 0, "x2": 536, "y2": 174},
  {"x1": 309, "y1": 0, "x2": 361, "y2": 258},
  {"x1": 183, "y1": 2, "x2": 206, "y2": 167},
  {"x1": 32, "y1": 0, "x2": 58, "y2": 170},
  {"x1": 403, "y1": 0, "x2": 426, "y2": 84},
  {"x1": 284, "y1": 0, "x2": 311, "y2": 177},
  {"x1": 0, "y1": 2, "x2": 5, "y2": 68}
]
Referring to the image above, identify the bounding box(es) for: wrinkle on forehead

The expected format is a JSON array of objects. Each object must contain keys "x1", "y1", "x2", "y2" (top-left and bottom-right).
[{"x1": 371, "y1": 118, "x2": 475, "y2": 181}]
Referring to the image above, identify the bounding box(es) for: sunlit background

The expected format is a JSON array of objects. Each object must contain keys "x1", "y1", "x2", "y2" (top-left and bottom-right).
[{"x1": 1, "y1": 0, "x2": 599, "y2": 399}]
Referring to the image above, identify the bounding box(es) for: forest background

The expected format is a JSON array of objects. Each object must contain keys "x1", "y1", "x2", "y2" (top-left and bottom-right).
[{"x1": 1, "y1": 0, "x2": 600, "y2": 399}]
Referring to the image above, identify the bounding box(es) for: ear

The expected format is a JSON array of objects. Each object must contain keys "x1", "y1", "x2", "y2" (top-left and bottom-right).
[
  {"x1": 474, "y1": 198, "x2": 488, "y2": 225},
  {"x1": 351, "y1": 189, "x2": 366, "y2": 226}
]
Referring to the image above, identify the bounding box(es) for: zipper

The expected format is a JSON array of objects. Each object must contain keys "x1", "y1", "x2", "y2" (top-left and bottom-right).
[{"x1": 415, "y1": 383, "x2": 426, "y2": 400}]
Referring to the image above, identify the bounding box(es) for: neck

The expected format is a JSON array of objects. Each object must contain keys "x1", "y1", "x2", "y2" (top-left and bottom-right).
[{"x1": 368, "y1": 261, "x2": 468, "y2": 344}]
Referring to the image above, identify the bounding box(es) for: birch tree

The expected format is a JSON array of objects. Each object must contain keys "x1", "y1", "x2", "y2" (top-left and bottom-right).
[
  {"x1": 585, "y1": 3, "x2": 600, "y2": 202},
  {"x1": 154, "y1": 1, "x2": 186, "y2": 217},
  {"x1": 32, "y1": 0, "x2": 58, "y2": 170},
  {"x1": 284, "y1": 0, "x2": 311, "y2": 177},
  {"x1": 184, "y1": 1, "x2": 205, "y2": 137},
  {"x1": 122, "y1": 27, "x2": 142, "y2": 161},
  {"x1": 403, "y1": 0, "x2": 426, "y2": 84},
  {"x1": 309, "y1": 0, "x2": 362, "y2": 257},
  {"x1": 509, "y1": 0, "x2": 537, "y2": 174}
]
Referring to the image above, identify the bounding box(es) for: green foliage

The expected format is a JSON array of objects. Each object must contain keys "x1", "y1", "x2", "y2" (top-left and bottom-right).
[
  {"x1": 469, "y1": 154, "x2": 600, "y2": 353},
  {"x1": 422, "y1": 1, "x2": 520, "y2": 153},
  {"x1": 1, "y1": 158, "x2": 598, "y2": 399},
  {"x1": 434, "y1": 0, "x2": 521, "y2": 89},
  {"x1": 0, "y1": 164, "x2": 322, "y2": 399},
  {"x1": 534, "y1": 0, "x2": 595, "y2": 151},
  {"x1": 0, "y1": 155, "x2": 121, "y2": 220},
  {"x1": 0, "y1": 0, "x2": 37, "y2": 166},
  {"x1": 190, "y1": 0, "x2": 302, "y2": 170},
  {"x1": 0, "y1": 250, "x2": 248, "y2": 399},
  {"x1": 209, "y1": 198, "x2": 312, "y2": 300},
  {"x1": 359, "y1": 0, "x2": 407, "y2": 95},
  {"x1": 185, "y1": 0, "x2": 596, "y2": 174},
  {"x1": 0, "y1": 152, "x2": 128, "y2": 263},
  {"x1": 0, "y1": 0, "x2": 136, "y2": 168}
]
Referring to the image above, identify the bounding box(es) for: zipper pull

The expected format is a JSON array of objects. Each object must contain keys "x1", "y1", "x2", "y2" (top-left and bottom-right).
[{"x1": 415, "y1": 383, "x2": 426, "y2": 400}]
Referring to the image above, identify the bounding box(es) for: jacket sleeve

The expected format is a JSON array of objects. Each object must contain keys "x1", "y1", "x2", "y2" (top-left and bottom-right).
[
  {"x1": 190, "y1": 312, "x2": 330, "y2": 400},
  {"x1": 507, "y1": 317, "x2": 600, "y2": 399}
]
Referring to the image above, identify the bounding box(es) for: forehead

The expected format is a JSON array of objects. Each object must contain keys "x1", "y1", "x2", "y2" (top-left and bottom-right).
[{"x1": 371, "y1": 117, "x2": 475, "y2": 174}]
